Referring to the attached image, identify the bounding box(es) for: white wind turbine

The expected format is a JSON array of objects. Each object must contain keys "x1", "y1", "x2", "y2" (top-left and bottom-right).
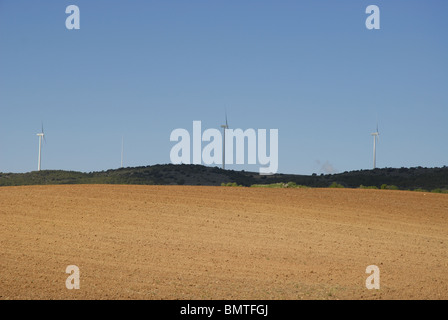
[
  {"x1": 371, "y1": 124, "x2": 379, "y2": 169},
  {"x1": 220, "y1": 111, "x2": 229, "y2": 170},
  {"x1": 36, "y1": 124, "x2": 46, "y2": 171}
]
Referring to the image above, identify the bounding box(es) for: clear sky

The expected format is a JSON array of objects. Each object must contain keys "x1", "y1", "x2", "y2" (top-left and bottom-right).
[{"x1": 0, "y1": 0, "x2": 447, "y2": 175}]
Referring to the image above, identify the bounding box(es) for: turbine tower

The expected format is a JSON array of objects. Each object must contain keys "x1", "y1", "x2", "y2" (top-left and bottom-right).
[
  {"x1": 220, "y1": 111, "x2": 229, "y2": 170},
  {"x1": 36, "y1": 124, "x2": 45, "y2": 171},
  {"x1": 371, "y1": 124, "x2": 379, "y2": 169}
]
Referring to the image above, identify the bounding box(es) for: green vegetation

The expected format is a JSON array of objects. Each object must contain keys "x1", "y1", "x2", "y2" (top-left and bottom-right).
[
  {"x1": 221, "y1": 182, "x2": 243, "y2": 187},
  {"x1": 329, "y1": 182, "x2": 344, "y2": 188},
  {"x1": 359, "y1": 185, "x2": 378, "y2": 189},
  {"x1": 1, "y1": 164, "x2": 447, "y2": 193},
  {"x1": 381, "y1": 184, "x2": 399, "y2": 190},
  {"x1": 430, "y1": 188, "x2": 448, "y2": 194}
]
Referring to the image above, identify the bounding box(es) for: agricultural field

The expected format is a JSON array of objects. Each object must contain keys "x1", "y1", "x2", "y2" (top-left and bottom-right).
[{"x1": 1, "y1": 185, "x2": 447, "y2": 299}]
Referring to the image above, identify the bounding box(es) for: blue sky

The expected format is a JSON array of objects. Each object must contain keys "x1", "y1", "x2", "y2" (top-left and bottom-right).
[{"x1": 0, "y1": 0, "x2": 447, "y2": 174}]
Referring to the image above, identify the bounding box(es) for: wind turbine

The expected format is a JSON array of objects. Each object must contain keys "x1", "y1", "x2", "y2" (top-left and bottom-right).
[
  {"x1": 371, "y1": 124, "x2": 379, "y2": 169},
  {"x1": 220, "y1": 111, "x2": 229, "y2": 170},
  {"x1": 36, "y1": 124, "x2": 46, "y2": 171}
]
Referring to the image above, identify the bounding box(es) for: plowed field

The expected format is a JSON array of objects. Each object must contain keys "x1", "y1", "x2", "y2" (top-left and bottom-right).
[{"x1": 1, "y1": 185, "x2": 447, "y2": 299}]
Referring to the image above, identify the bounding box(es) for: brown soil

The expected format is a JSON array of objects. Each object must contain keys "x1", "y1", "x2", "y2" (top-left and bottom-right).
[{"x1": 1, "y1": 185, "x2": 447, "y2": 300}]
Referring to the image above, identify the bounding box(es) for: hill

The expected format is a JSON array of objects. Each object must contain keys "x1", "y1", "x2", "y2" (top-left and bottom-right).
[{"x1": 0, "y1": 164, "x2": 447, "y2": 192}]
